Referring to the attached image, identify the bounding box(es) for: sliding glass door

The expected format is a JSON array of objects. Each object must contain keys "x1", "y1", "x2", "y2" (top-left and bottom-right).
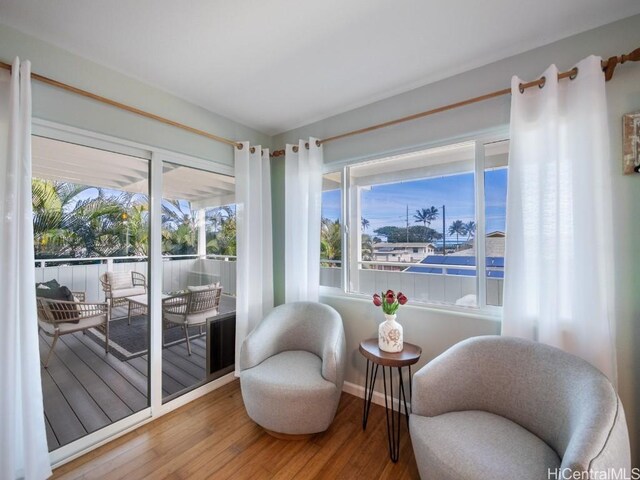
[
  {"x1": 160, "y1": 161, "x2": 237, "y2": 402},
  {"x1": 32, "y1": 135, "x2": 151, "y2": 451},
  {"x1": 31, "y1": 130, "x2": 238, "y2": 465}
]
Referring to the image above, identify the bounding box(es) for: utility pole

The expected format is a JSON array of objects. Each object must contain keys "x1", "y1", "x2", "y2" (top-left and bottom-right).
[
  {"x1": 442, "y1": 204, "x2": 446, "y2": 256},
  {"x1": 406, "y1": 205, "x2": 409, "y2": 243}
]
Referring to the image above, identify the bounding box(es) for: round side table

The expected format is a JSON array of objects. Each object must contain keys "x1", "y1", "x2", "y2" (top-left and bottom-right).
[{"x1": 359, "y1": 338, "x2": 422, "y2": 463}]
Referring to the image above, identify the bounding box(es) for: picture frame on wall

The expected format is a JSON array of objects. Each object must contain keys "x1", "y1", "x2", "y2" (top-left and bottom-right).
[{"x1": 623, "y1": 110, "x2": 640, "y2": 174}]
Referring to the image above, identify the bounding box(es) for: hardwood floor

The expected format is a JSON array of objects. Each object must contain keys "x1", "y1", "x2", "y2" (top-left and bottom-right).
[{"x1": 52, "y1": 380, "x2": 420, "y2": 479}]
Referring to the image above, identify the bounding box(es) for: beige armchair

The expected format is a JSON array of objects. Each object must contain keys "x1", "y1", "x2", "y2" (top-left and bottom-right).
[
  {"x1": 162, "y1": 286, "x2": 222, "y2": 355},
  {"x1": 37, "y1": 292, "x2": 110, "y2": 368},
  {"x1": 99, "y1": 270, "x2": 146, "y2": 321},
  {"x1": 409, "y1": 336, "x2": 630, "y2": 480},
  {"x1": 239, "y1": 302, "x2": 346, "y2": 437}
]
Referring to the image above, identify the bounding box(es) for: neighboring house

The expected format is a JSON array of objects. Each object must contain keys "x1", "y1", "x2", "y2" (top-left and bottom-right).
[
  {"x1": 372, "y1": 242, "x2": 435, "y2": 264},
  {"x1": 452, "y1": 231, "x2": 505, "y2": 258}
]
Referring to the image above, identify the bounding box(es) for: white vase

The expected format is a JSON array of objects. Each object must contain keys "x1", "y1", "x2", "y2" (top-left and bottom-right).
[{"x1": 378, "y1": 314, "x2": 403, "y2": 352}]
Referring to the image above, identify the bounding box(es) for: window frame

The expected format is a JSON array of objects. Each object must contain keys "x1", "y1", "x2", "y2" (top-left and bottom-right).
[{"x1": 320, "y1": 131, "x2": 508, "y2": 317}]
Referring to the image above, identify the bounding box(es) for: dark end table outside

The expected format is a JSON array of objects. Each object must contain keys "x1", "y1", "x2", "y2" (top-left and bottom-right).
[{"x1": 359, "y1": 338, "x2": 422, "y2": 463}]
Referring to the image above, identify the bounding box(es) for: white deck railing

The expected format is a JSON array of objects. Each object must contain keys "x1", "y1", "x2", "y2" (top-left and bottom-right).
[
  {"x1": 35, "y1": 255, "x2": 237, "y2": 303},
  {"x1": 320, "y1": 259, "x2": 504, "y2": 307}
]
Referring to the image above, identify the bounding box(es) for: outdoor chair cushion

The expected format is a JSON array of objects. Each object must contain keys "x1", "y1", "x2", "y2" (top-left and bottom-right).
[
  {"x1": 164, "y1": 309, "x2": 217, "y2": 326},
  {"x1": 35, "y1": 279, "x2": 60, "y2": 290},
  {"x1": 187, "y1": 282, "x2": 221, "y2": 292},
  {"x1": 109, "y1": 286, "x2": 146, "y2": 299},
  {"x1": 107, "y1": 271, "x2": 134, "y2": 290},
  {"x1": 410, "y1": 411, "x2": 560, "y2": 480},
  {"x1": 38, "y1": 312, "x2": 106, "y2": 334},
  {"x1": 36, "y1": 283, "x2": 79, "y2": 323},
  {"x1": 241, "y1": 350, "x2": 340, "y2": 434}
]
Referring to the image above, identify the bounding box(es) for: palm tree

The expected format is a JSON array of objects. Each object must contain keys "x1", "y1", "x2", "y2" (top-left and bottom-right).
[
  {"x1": 361, "y1": 217, "x2": 370, "y2": 231},
  {"x1": 414, "y1": 206, "x2": 439, "y2": 241},
  {"x1": 465, "y1": 221, "x2": 476, "y2": 241},
  {"x1": 448, "y1": 220, "x2": 467, "y2": 250},
  {"x1": 32, "y1": 179, "x2": 91, "y2": 257},
  {"x1": 207, "y1": 211, "x2": 237, "y2": 256},
  {"x1": 320, "y1": 218, "x2": 341, "y2": 263},
  {"x1": 361, "y1": 234, "x2": 373, "y2": 262}
]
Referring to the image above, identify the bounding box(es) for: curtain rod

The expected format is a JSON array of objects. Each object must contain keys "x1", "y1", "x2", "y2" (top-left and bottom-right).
[
  {"x1": 269, "y1": 47, "x2": 640, "y2": 157},
  {"x1": 0, "y1": 60, "x2": 242, "y2": 149},
  {"x1": 2, "y1": 46, "x2": 638, "y2": 156}
]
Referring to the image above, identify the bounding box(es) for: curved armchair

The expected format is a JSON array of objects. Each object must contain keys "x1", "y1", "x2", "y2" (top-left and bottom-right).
[
  {"x1": 409, "y1": 336, "x2": 630, "y2": 480},
  {"x1": 100, "y1": 271, "x2": 146, "y2": 311},
  {"x1": 162, "y1": 286, "x2": 222, "y2": 355},
  {"x1": 240, "y1": 302, "x2": 346, "y2": 437},
  {"x1": 37, "y1": 292, "x2": 110, "y2": 368}
]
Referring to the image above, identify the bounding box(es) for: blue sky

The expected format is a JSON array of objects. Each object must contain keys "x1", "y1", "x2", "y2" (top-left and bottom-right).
[{"x1": 322, "y1": 168, "x2": 508, "y2": 242}]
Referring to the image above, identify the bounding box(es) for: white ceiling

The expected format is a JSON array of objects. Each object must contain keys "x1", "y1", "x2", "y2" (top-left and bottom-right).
[
  {"x1": 2, "y1": 1, "x2": 640, "y2": 135},
  {"x1": 32, "y1": 136, "x2": 235, "y2": 205}
]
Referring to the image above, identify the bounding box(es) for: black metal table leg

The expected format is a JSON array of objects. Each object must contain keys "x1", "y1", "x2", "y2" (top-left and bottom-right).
[
  {"x1": 398, "y1": 366, "x2": 410, "y2": 430},
  {"x1": 362, "y1": 359, "x2": 378, "y2": 430},
  {"x1": 358, "y1": 339, "x2": 422, "y2": 465},
  {"x1": 381, "y1": 365, "x2": 413, "y2": 462}
]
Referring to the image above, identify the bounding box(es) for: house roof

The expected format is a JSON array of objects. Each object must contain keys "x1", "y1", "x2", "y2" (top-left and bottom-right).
[
  {"x1": 450, "y1": 236, "x2": 505, "y2": 258},
  {"x1": 32, "y1": 136, "x2": 235, "y2": 207},
  {"x1": 404, "y1": 255, "x2": 504, "y2": 278},
  {"x1": 373, "y1": 243, "x2": 435, "y2": 249}
]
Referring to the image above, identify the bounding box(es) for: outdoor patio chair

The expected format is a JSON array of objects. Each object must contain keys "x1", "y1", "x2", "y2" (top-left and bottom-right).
[
  {"x1": 37, "y1": 291, "x2": 110, "y2": 368},
  {"x1": 162, "y1": 285, "x2": 222, "y2": 355},
  {"x1": 99, "y1": 270, "x2": 147, "y2": 319}
]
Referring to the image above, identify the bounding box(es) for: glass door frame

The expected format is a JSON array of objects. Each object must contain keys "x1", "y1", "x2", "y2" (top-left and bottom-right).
[{"x1": 33, "y1": 119, "x2": 237, "y2": 468}]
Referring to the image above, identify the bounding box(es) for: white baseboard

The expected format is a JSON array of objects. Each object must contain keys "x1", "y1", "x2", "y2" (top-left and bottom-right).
[{"x1": 342, "y1": 381, "x2": 411, "y2": 411}]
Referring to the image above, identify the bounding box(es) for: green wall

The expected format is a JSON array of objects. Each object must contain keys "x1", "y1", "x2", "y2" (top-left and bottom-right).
[{"x1": 0, "y1": 24, "x2": 271, "y2": 163}]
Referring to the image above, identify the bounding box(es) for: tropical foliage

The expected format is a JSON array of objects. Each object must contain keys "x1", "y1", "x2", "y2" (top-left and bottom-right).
[
  {"x1": 32, "y1": 179, "x2": 236, "y2": 259},
  {"x1": 373, "y1": 225, "x2": 442, "y2": 243},
  {"x1": 320, "y1": 218, "x2": 341, "y2": 263}
]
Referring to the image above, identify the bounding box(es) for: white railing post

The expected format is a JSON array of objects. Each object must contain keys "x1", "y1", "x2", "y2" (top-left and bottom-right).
[
  {"x1": 197, "y1": 208, "x2": 206, "y2": 259},
  {"x1": 106, "y1": 258, "x2": 114, "y2": 272}
]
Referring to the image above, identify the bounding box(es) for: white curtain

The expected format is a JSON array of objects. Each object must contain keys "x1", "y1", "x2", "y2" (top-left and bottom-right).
[
  {"x1": 235, "y1": 143, "x2": 273, "y2": 372},
  {"x1": 502, "y1": 55, "x2": 617, "y2": 383},
  {"x1": 284, "y1": 138, "x2": 323, "y2": 302},
  {"x1": 0, "y1": 59, "x2": 52, "y2": 479}
]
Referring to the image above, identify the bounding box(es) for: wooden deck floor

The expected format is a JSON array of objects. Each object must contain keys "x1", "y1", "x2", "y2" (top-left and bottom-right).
[
  {"x1": 40, "y1": 321, "x2": 208, "y2": 451},
  {"x1": 52, "y1": 380, "x2": 420, "y2": 479}
]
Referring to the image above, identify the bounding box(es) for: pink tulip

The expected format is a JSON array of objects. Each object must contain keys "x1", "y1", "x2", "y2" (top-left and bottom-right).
[
  {"x1": 397, "y1": 293, "x2": 408, "y2": 305},
  {"x1": 373, "y1": 294, "x2": 382, "y2": 306}
]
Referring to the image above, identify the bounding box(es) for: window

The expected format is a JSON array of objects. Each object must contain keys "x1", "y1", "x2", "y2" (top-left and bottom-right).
[
  {"x1": 483, "y1": 140, "x2": 509, "y2": 307},
  {"x1": 320, "y1": 138, "x2": 508, "y2": 312},
  {"x1": 320, "y1": 172, "x2": 343, "y2": 288}
]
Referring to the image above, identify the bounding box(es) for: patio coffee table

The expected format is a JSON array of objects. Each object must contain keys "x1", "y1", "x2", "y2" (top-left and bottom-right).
[{"x1": 125, "y1": 293, "x2": 168, "y2": 324}]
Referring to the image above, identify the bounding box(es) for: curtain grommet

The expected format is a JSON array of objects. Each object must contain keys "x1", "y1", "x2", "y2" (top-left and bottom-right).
[
  {"x1": 250, "y1": 147, "x2": 255, "y2": 154},
  {"x1": 236, "y1": 143, "x2": 244, "y2": 150},
  {"x1": 518, "y1": 83, "x2": 525, "y2": 94},
  {"x1": 316, "y1": 140, "x2": 321, "y2": 147},
  {"x1": 538, "y1": 76, "x2": 546, "y2": 89},
  {"x1": 569, "y1": 67, "x2": 578, "y2": 80}
]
